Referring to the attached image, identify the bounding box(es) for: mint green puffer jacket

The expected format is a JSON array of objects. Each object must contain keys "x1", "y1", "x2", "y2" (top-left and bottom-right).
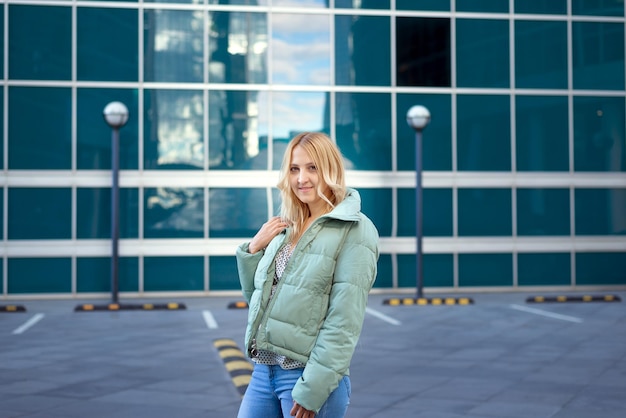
[{"x1": 236, "y1": 188, "x2": 379, "y2": 413}]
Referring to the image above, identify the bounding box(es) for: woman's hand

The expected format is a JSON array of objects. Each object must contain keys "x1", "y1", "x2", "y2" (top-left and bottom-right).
[
  {"x1": 290, "y1": 401, "x2": 315, "y2": 417},
  {"x1": 248, "y1": 216, "x2": 288, "y2": 254}
]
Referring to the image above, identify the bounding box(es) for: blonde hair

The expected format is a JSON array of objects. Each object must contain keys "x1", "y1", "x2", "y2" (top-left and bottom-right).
[{"x1": 277, "y1": 132, "x2": 347, "y2": 242}]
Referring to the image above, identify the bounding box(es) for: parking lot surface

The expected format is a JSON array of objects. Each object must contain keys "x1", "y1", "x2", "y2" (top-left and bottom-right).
[{"x1": 1, "y1": 291, "x2": 625, "y2": 418}]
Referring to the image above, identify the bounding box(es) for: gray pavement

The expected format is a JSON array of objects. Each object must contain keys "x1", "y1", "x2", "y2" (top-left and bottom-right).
[{"x1": 1, "y1": 291, "x2": 625, "y2": 418}]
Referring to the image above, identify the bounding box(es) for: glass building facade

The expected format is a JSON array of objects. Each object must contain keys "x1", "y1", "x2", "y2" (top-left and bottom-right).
[{"x1": 2, "y1": 0, "x2": 625, "y2": 298}]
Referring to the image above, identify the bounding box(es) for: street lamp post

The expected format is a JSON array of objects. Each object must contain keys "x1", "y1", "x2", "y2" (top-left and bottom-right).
[
  {"x1": 406, "y1": 105, "x2": 431, "y2": 299},
  {"x1": 103, "y1": 101, "x2": 129, "y2": 304}
]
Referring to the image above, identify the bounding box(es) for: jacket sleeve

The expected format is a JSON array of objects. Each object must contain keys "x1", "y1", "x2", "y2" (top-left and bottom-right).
[
  {"x1": 235, "y1": 242, "x2": 264, "y2": 303},
  {"x1": 291, "y1": 221, "x2": 379, "y2": 412}
]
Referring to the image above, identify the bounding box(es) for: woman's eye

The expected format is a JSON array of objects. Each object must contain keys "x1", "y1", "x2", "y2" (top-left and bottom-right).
[
  {"x1": 290, "y1": 167, "x2": 298, "y2": 172},
  {"x1": 309, "y1": 166, "x2": 317, "y2": 171}
]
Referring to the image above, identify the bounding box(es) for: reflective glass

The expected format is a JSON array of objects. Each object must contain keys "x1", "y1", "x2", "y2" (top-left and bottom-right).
[
  {"x1": 398, "y1": 254, "x2": 454, "y2": 288},
  {"x1": 335, "y1": 15, "x2": 390, "y2": 86},
  {"x1": 0, "y1": 8, "x2": 3, "y2": 78},
  {"x1": 456, "y1": 0, "x2": 508, "y2": 13},
  {"x1": 516, "y1": 95, "x2": 569, "y2": 171},
  {"x1": 77, "y1": 257, "x2": 139, "y2": 293},
  {"x1": 208, "y1": 12, "x2": 268, "y2": 84},
  {"x1": 209, "y1": 188, "x2": 268, "y2": 238},
  {"x1": 398, "y1": 188, "x2": 453, "y2": 237},
  {"x1": 0, "y1": 191, "x2": 2, "y2": 239},
  {"x1": 209, "y1": 90, "x2": 269, "y2": 169},
  {"x1": 572, "y1": 22, "x2": 625, "y2": 90},
  {"x1": 336, "y1": 0, "x2": 390, "y2": 9},
  {"x1": 77, "y1": 88, "x2": 139, "y2": 170},
  {"x1": 144, "y1": 10, "x2": 203, "y2": 83},
  {"x1": 273, "y1": 0, "x2": 327, "y2": 7},
  {"x1": 8, "y1": 188, "x2": 71, "y2": 239},
  {"x1": 271, "y1": 91, "x2": 328, "y2": 169},
  {"x1": 576, "y1": 252, "x2": 626, "y2": 285},
  {"x1": 209, "y1": 0, "x2": 269, "y2": 4},
  {"x1": 8, "y1": 258, "x2": 71, "y2": 294},
  {"x1": 374, "y1": 254, "x2": 393, "y2": 288},
  {"x1": 144, "y1": 187, "x2": 204, "y2": 238},
  {"x1": 396, "y1": 17, "x2": 450, "y2": 87},
  {"x1": 144, "y1": 256, "x2": 204, "y2": 291},
  {"x1": 396, "y1": 0, "x2": 448, "y2": 11},
  {"x1": 335, "y1": 92, "x2": 391, "y2": 170},
  {"x1": 9, "y1": 5, "x2": 71, "y2": 80},
  {"x1": 458, "y1": 188, "x2": 512, "y2": 236},
  {"x1": 209, "y1": 256, "x2": 239, "y2": 291},
  {"x1": 456, "y1": 19, "x2": 509, "y2": 88},
  {"x1": 572, "y1": 0, "x2": 624, "y2": 16},
  {"x1": 271, "y1": 13, "x2": 330, "y2": 85},
  {"x1": 0, "y1": 89, "x2": 3, "y2": 170},
  {"x1": 573, "y1": 96, "x2": 625, "y2": 172},
  {"x1": 457, "y1": 95, "x2": 511, "y2": 171},
  {"x1": 515, "y1": 21, "x2": 567, "y2": 89},
  {"x1": 144, "y1": 89, "x2": 204, "y2": 170},
  {"x1": 514, "y1": 0, "x2": 567, "y2": 14},
  {"x1": 358, "y1": 188, "x2": 392, "y2": 237},
  {"x1": 518, "y1": 253, "x2": 571, "y2": 286},
  {"x1": 77, "y1": 188, "x2": 139, "y2": 239},
  {"x1": 575, "y1": 188, "x2": 626, "y2": 235},
  {"x1": 397, "y1": 94, "x2": 452, "y2": 171},
  {"x1": 77, "y1": 8, "x2": 138, "y2": 81},
  {"x1": 9, "y1": 87, "x2": 71, "y2": 169},
  {"x1": 459, "y1": 254, "x2": 513, "y2": 287},
  {"x1": 517, "y1": 188, "x2": 570, "y2": 236}
]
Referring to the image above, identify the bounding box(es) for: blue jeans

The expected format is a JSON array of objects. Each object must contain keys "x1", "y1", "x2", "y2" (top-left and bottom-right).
[{"x1": 237, "y1": 364, "x2": 351, "y2": 418}]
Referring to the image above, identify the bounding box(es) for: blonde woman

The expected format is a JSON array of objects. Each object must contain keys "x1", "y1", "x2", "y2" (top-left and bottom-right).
[{"x1": 236, "y1": 132, "x2": 379, "y2": 418}]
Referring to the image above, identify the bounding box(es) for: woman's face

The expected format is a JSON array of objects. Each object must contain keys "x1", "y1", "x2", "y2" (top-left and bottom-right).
[{"x1": 289, "y1": 145, "x2": 329, "y2": 214}]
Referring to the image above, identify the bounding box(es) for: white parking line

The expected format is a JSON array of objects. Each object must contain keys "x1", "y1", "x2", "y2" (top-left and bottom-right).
[
  {"x1": 12, "y1": 313, "x2": 45, "y2": 334},
  {"x1": 365, "y1": 307, "x2": 401, "y2": 326},
  {"x1": 203, "y1": 310, "x2": 219, "y2": 329},
  {"x1": 510, "y1": 304, "x2": 583, "y2": 323}
]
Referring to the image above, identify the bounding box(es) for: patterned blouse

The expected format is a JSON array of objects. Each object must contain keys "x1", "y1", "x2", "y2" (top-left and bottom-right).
[{"x1": 252, "y1": 242, "x2": 306, "y2": 370}]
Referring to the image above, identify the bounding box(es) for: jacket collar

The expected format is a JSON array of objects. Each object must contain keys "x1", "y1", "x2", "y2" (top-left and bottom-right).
[{"x1": 322, "y1": 188, "x2": 362, "y2": 222}]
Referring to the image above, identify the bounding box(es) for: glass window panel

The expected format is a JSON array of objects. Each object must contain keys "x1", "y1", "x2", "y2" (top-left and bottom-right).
[
  {"x1": 9, "y1": 188, "x2": 71, "y2": 240},
  {"x1": 0, "y1": 191, "x2": 3, "y2": 239},
  {"x1": 271, "y1": 13, "x2": 329, "y2": 85},
  {"x1": 208, "y1": 11, "x2": 268, "y2": 84},
  {"x1": 373, "y1": 254, "x2": 392, "y2": 288},
  {"x1": 0, "y1": 8, "x2": 3, "y2": 78},
  {"x1": 337, "y1": 0, "x2": 390, "y2": 9},
  {"x1": 516, "y1": 95, "x2": 569, "y2": 171},
  {"x1": 77, "y1": 88, "x2": 139, "y2": 170},
  {"x1": 572, "y1": 22, "x2": 625, "y2": 90},
  {"x1": 144, "y1": 256, "x2": 204, "y2": 291},
  {"x1": 271, "y1": 91, "x2": 328, "y2": 169},
  {"x1": 0, "y1": 89, "x2": 3, "y2": 170},
  {"x1": 573, "y1": 96, "x2": 625, "y2": 172},
  {"x1": 209, "y1": 256, "x2": 239, "y2": 291},
  {"x1": 575, "y1": 188, "x2": 626, "y2": 235},
  {"x1": 358, "y1": 188, "x2": 392, "y2": 237},
  {"x1": 398, "y1": 188, "x2": 453, "y2": 237},
  {"x1": 144, "y1": 89, "x2": 204, "y2": 170},
  {"x1": 209, "y1": 188, "x2": 268, "y2": 238},
  {"x1": 459, "y1": 254, "x2": 513, "y2": 287},
  {"x1": 517, "y1": 188, "x2": 570, "y2": 236},
  {"x1": 572, "y1": 0, "x2": 624, "y2": 17},
  {"x1": 576, "y1": 252, "x2": 626, "y2": 285},
  {"x1": 396, "y1": 0, "x2": 449, "y2": 11},
  {"x1": 77, "y1": 188, "x2": 139, "y2": 239},
  {"x1": 518, "y1": 253, "x2": 571, "y2": 286},
  {"x1": 209, "y1": 0, "x2": 269, "y2": 4},
  {"x1": 77, "y1": 257, "x2": 139, "y2": 293},
  {"x1": 457, "y1": 95, "x2": 511, "y2": 171},
  {"x1": 77, "y1": 8, "x2": 138, "y2": 81},
  {"x1": 456, "y1": 19, "x2": 509, "y2": 88},
  {"x1": 8, "y1": 258, "x2": 71, "y2": 294},
  {"x1": 209, "y1": 90, "x2": 269, "y2": 169},
  {"x1": 144, "y1": 10, "x2": 204, "y2": 83},
  {"x1": 9, "y1": 5, "x2": 71, "y2": 80},
  {"x1": 335, "y1": 92, "x2": 391, "y2": 170},
  {"x1": 396, "y1": 17, "x2": 450, "y2": 87},
  {"x1": 456, "y1": 0, "x2": 508, "y2": 13},
  {"x1": 273, "y1": 0, "x2": 327, "y2": 7},
  {"x1": 458, "y1": 188, "x2": 512, "y2": 236},
  {"x1": 9, "y1": 87, "x2": 71, "y2": 169},
  {"x1": 514, "y1": 0, "x2": 567, "y2": 14},
  {"x1": 335, "y1": 15, "x2": 390, "y2": 86},
  {"x1": 397, "y1": 94, "x2": 452, "y2": 171},
  {"x1": 398, "y1": 254, "x2": 454, "y2": 288},
  {"x1": 515, "y1": 21, "x2": 567, "y2": 89},
  {"x1": 144, "y1": 187, "x2": 204, "y2": 238}
]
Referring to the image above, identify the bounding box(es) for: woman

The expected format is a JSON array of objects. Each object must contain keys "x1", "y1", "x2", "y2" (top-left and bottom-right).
[{"x1": 236, "y1": 132, "x2": 379, "y2": 418}]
